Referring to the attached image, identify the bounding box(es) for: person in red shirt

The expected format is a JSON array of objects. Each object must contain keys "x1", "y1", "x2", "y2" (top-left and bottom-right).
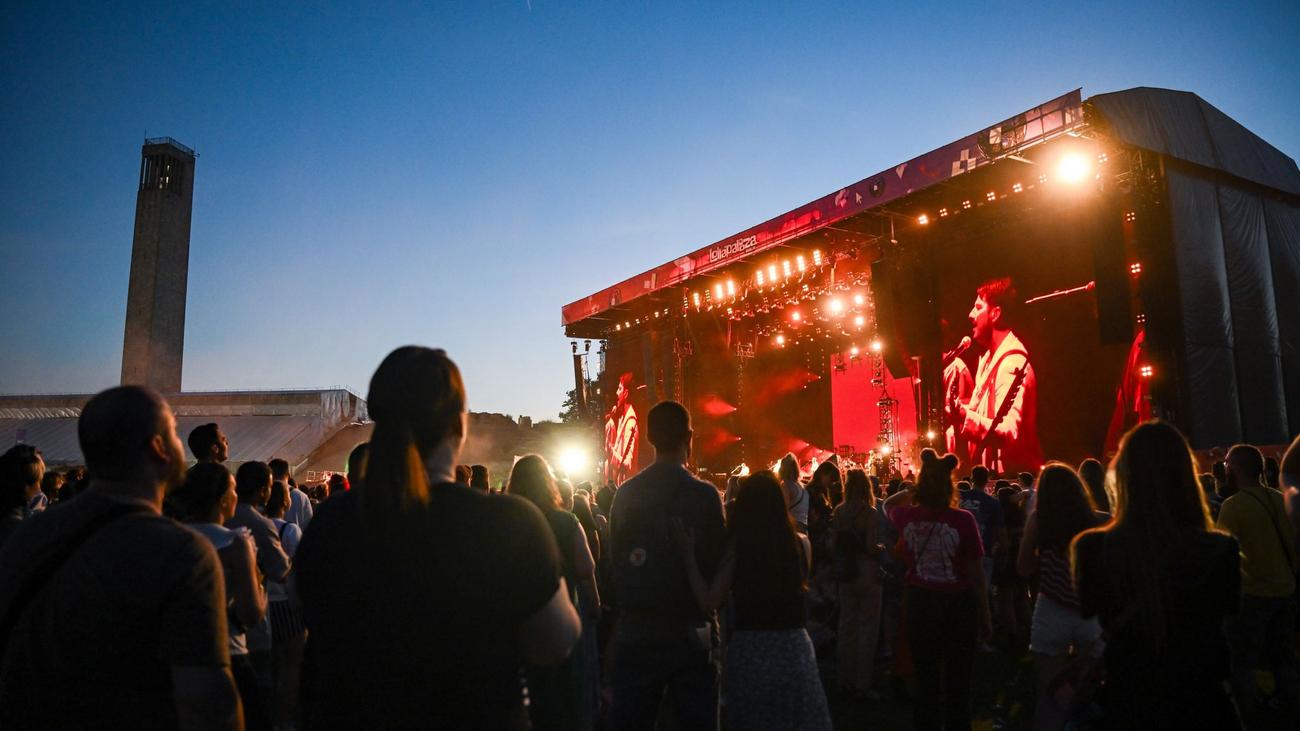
[{"x1": 890, "y1": 449, "x2": 992, "y2": 731}]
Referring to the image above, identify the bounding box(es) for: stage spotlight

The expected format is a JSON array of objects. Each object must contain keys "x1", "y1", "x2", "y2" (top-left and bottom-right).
[
  {"x1": 854, "y1": 315, "x2": 866, "y2": 327},
  {"x1": 1057, "y1": 152, "x2": 1092, "y2": 184},
  {"x1": 796, "y1": 255, "x2": 806, "y2": 272},
  {"x1": 557, "y1": 446, "x2": 589, "y2": 477},
  {"x1": 726, "y1": 279, "x2": 736, "y2": 296},
  {"x1": 870, "y1": 339, "x2": 883, "y2": 353},
  {"x1": 926, "y1": 430, "x2": 937, "y2": 442},
  {"x1": 768, "y1": 264, "x2": 778, "y2": 282},
  {"x1": 692, "y1": 292, "x2": 701, "y2": 308},
  {"x1": 791, "y1": 310, "x2": 802, "y2": 322},
  {"x1": 828, "y1": 298, "x2": 844, "y2": 315},
  {"x1": 775, "y1": 334, "x2": 786, "y2": 346},
  {"x1": 853, "y1": 293, "x2": 865, "y2": 306},
  {"x1": 1129, "y1": 262, "x2": 1142, "y2": 275},
  {"x1": 756, "y1": 269, "x2": 765, "y2": 286},
  {"x1": 1012, "y1": 182, "x2": 1023, "y2": 193},
  {"x1": 917, "y1": 214, "x2": 929, "y2": 225},
  {"x1": 1139, "y1": 364, "x2": 1154, "y2": 379},
  {"x1": 880, "y1": 444, "x2": 893, "y2": 456},
  {"x1": 813, "y1": 250, "x2": 822, "y2": 266},
  {"x1": 714, "y1": 283, "x2": 724, "y2": 300},
  {"x1": 783, "y1": 260, "x2": 793, "y2": 278},
  {"x1": 850, "y1": 345, "x2": 860, "y2": 357}
]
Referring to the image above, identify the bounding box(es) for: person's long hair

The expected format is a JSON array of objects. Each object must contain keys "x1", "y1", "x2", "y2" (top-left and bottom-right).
[
  {"x1": 507, "y1": 454, "x2": 561, "y2": 512},
  {"x1": 811, "y1": 461, "x2": 843, "y2": 506},
  {"x1": 1035, "y1": 463, "x2": 1098, "y2": 550},
  {"x1": 777, "y1": 453, "x2": 800, "y2": 483},
  {"x1": 914, "y1": 449, "x2": 959, "y2": 510},
  {"x1": 843, "y1": 468, "x2": 875, "y2": 508},
  {"x1": 730, "y1": 471, "x2": 804, "y2": 606},
  {"x1": 1071, "y1": 421, "x2": 1214, "y2": 648},
  {"x1": 363, "y1": 347, "x2": 466, "y2": 529},
  {"x1": 1077, "y1": 458, "x2": 1110, "y2": 513}
]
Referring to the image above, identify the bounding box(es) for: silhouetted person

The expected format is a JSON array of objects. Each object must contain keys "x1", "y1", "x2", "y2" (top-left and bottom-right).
[
  {"x1": 0, "y1": 386, "x2": 241, "y2": 729},
  {"x1": 1217, "y1": 444, "x2": 1298, "y2": 728},
  {"x1": 0, "y1": 445, "x2": 45, "y2": 546},
  {"x1": 270, "y1": 457, "x2": 312, "y2": 531},
  {"x1": 609, "y1": 400, "x2": 725, "y2": 729},
  {"x1": 470, "y1": 464, "x2": 490, "y2": 492},
  {"x1": 346, "y1": 442, "x2": 369, "y2": 490},
  {"x1": 188, "y1": 422, "x2": 228, "y2": 464},
  {"x1": 295, "y1": 347, "x2": 579, "y2": 729},
  {"x1": 1074, "y1": 422, "x2": 1241, "y2": 728}
]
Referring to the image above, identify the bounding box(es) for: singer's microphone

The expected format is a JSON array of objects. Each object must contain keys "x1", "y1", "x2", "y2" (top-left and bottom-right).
[{"x1": 941, "y1": 336, "x2": 972, "y2": 367}]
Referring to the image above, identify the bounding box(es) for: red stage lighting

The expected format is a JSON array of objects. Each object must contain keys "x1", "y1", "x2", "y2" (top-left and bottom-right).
[
  {"x1": 1139, "y1": 364, "x2": 1155, "y2": 379},
  {"x1": 698, "y1": 395, "x2": 738, "y2": 418},
  {"x1": 791, "y1": 310, "x2": 802, "y2": 322},
  {"x1": 917, "y1": 214, "x2": 929, "y2": 225}
]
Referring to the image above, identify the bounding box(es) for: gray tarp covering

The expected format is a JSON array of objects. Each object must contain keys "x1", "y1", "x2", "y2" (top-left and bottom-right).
[{"x1": 1092, "y1": 88, "x2": 1300, "y2": 446}]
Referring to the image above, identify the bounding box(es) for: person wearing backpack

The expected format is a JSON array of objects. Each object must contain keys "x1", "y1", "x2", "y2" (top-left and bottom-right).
[
  {"x1": 608, "y1": 401, "x2": 725, "y2": 730},
  {"x1": 831, "y1": 468, "x2": 885, "y2": 700},
  {"x1": 1217, "y1": 444, "x2": 1298, "y2": 729}
]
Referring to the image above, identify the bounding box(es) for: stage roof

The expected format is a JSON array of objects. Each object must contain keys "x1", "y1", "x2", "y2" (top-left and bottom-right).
[
  {"x1": 561, "y1": 86, "x2": 1300, "y2": 337},
  {"x1": 1089, "y1": 87, "x2": 1300, "y2": 196},
  {"x1": 562, "y1": 89, "x2": 1085, "y2": 333}
]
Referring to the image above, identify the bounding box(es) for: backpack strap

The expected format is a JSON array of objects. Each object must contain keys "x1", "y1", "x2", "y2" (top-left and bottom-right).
[
  {"x1": 0, "y1": 502, "x2": 148, "y2": 663},
  {"x1": 1240, "y1": 488, "x2": 1296, "y2": 568}
]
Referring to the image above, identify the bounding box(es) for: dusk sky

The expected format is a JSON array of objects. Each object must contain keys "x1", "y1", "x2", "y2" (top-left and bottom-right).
[{"x1": 3, "y1": 1, "x2": 1297, "y2": 420}]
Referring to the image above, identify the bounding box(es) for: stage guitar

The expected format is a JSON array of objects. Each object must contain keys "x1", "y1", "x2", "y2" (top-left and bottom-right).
[{"x1": 968, "y1": 364, "x2": 1028, "y2": 470}]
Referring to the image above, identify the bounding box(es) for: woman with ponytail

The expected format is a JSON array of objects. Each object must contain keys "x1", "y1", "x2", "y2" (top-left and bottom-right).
[
  {"x1": 890, "y1": 449, "x2": 991, "y2": 731},
  {"x1": 295, "y1": 347, "x2": 580, "y2": 730}
]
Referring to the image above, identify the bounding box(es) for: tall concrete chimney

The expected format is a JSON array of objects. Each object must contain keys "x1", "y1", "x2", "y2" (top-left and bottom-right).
[{"x1": 121, "y1": 137, "x2": 196, "y2": 393}]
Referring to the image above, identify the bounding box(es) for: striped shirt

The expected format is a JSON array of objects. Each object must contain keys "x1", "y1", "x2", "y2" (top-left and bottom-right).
[{"x1": 1038, "y1": 546, "x2": 1078, "y2": 608}]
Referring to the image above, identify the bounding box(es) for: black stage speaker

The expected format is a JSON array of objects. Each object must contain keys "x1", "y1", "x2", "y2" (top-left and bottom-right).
[
  {"x1": 871, "y1": 256, "x2": 938, "y2": 378},
  {"x1": 1090, "y1": 195, "x2": 1133, "y2": 345}
]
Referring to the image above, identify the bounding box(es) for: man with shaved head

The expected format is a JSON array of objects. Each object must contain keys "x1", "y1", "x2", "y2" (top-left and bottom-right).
[{"x1": 0, "y1": 386, "x2": 241, "y2": 730}]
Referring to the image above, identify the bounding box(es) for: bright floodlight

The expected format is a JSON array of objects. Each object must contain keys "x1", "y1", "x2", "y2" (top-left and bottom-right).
[
  {"x1": 557, "y1": 447, "x2": 587, "y2": 477},
  {"x1": 926, "y1": 430, "x2": 937, "y2": 441},
  {"x1": 828, "y1": 298, "x2": 844, "y2": 315},
  {"x1": 870, "y1": 339, "x2": 883, "y2": 353},
  {"x1": 1056, "y1": 153, "x2": 1092, "y2": 184},
  {"x1": 880, "y1": 444, "x2": 893, "y2": 455}
]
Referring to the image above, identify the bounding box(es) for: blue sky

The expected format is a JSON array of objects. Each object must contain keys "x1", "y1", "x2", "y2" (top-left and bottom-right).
[{"x1": 2, "y1": 1, "x2": 1297, "y2": 419}]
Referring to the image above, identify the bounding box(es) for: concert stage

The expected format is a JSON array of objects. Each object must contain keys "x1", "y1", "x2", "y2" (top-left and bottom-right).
[{"x1": 563, "y1": 87, "x2": 1300, "y2": 478}]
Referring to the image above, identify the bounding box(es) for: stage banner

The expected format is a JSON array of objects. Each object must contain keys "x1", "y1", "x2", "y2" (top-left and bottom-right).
[{"x1": 563, "y1": 89, "x2": 1083, "y2": 327}]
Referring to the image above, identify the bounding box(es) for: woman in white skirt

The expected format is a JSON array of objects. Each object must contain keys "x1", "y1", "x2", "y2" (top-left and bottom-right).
[{"x1": 1017, "y1": 463, "x2": 1105, "y2": 730}]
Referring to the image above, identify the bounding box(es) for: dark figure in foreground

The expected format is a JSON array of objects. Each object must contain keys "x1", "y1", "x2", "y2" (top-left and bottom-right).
[
  {"x1": 295, "y1": 346, "x2": 580, "y2": 729},
  {"x1": 1073, "y1": 421, "x2": 1241, "y2": 728},
  {"x1": 0, "y1": 386, "x2": 241, "y2": 730},
  {"x1": 608, "y1": 400, "x2": 726, "y2": 730}
]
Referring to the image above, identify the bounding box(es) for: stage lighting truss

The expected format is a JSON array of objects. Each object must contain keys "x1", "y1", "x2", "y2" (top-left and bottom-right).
[{"x1": 907, "y1": 144, "x2": 1120, "y2": 232}]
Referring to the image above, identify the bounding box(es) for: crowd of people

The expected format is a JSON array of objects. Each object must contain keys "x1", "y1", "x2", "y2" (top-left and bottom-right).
[{"x1": 1, "y1": 345, "x2": 1299, "y2": 730}]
